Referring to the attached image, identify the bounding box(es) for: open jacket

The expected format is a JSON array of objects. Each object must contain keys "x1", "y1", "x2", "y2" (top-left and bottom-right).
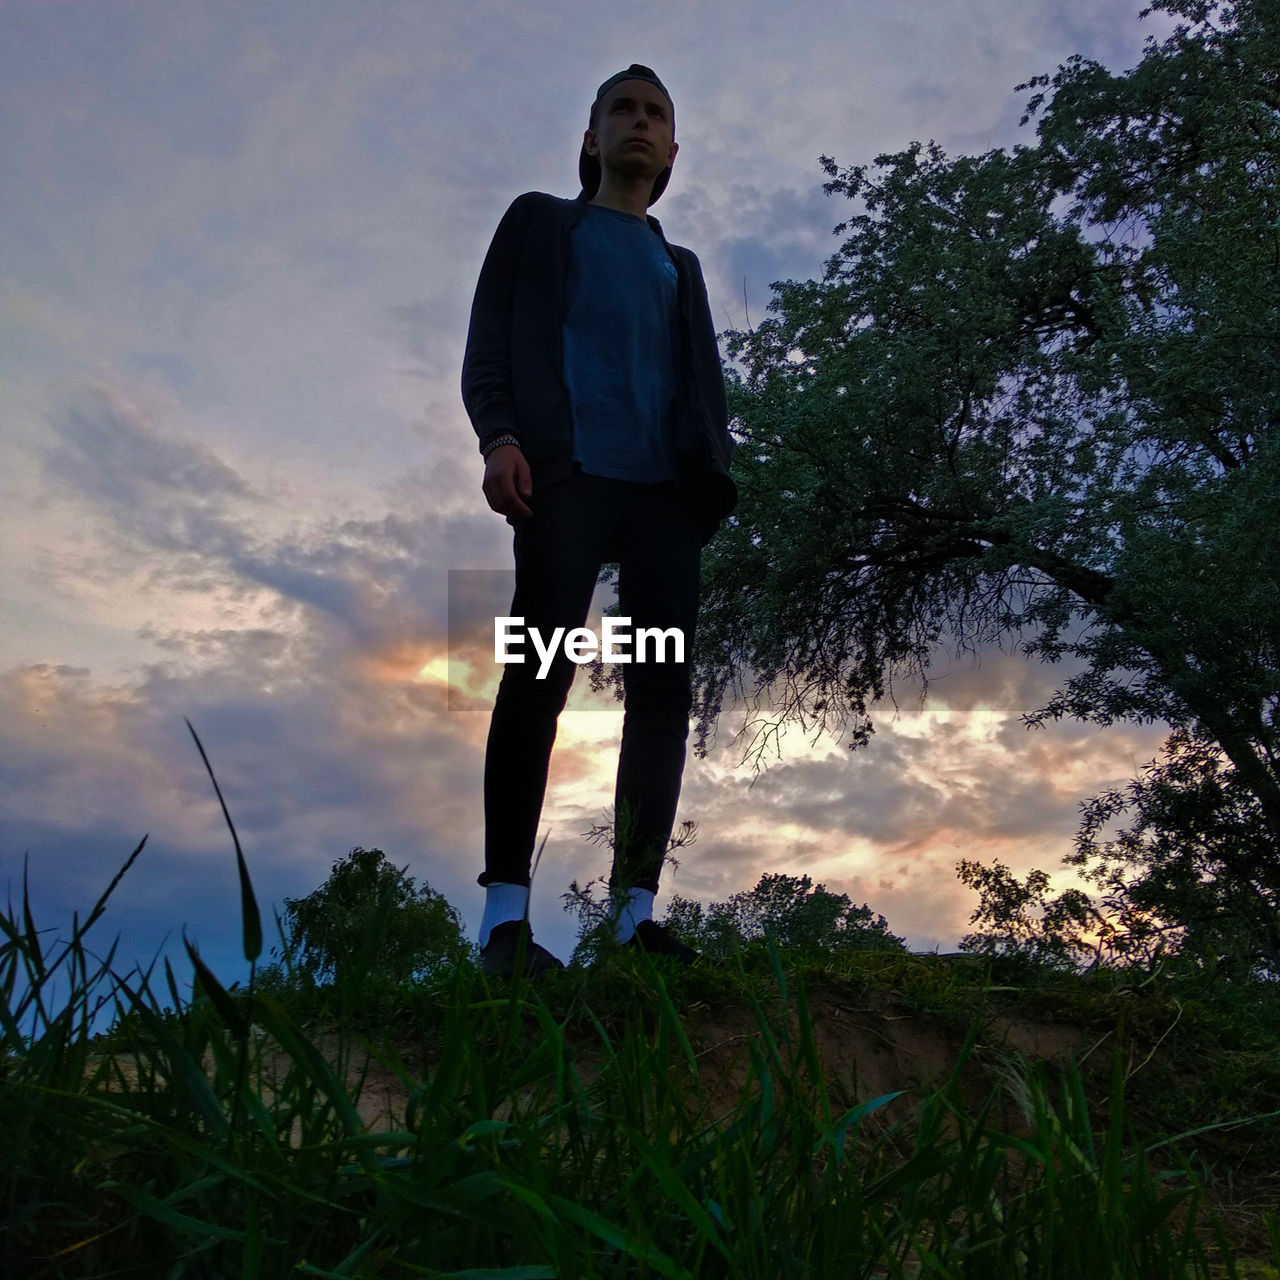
[{"x1": 461, "y1": 190, "x2": 738, "y2": 544}]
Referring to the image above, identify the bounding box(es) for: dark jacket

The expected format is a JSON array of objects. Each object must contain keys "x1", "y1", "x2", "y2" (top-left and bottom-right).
[{"x1": 461, "y1": 190, "x2": 738, "y2": 544}]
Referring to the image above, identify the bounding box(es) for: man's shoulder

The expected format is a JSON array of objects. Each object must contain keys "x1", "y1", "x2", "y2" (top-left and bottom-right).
[{"x1": 506, "y1": 190, "x2": 582, "y2": 216}]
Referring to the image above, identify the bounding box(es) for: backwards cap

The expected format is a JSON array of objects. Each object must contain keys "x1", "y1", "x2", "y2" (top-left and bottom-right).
[{"x1": 578, "y1": 64, "x2": 675, "y2": 207}]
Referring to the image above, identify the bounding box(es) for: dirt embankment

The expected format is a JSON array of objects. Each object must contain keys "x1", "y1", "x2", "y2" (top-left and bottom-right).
[{"x1": 302, "y1": 983, "x2": 1095, "y2": 1140}]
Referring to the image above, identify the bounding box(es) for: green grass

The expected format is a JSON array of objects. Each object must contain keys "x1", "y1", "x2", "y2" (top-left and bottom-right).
[{"x1": 3, "y1": 724, "x2": 1279, "y2": 1278}]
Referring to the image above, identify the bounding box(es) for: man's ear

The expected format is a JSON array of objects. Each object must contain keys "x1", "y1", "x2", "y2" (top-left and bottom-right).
[
  {"x1": 583, "y1": 127, "x2": 598, "y2": 157},
  {"x1": 667, "y1": 139, "x2": 679, "y2": 165}
]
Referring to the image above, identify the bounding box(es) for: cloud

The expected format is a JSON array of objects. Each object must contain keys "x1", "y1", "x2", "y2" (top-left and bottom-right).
[
  {"x1": 2, "y1": 0, "x2": 1198, "y2": 978},
  {"x1": 43, "y1": 381, "x2": 256, "y2": 522},
  {"x1": 32, "y1": 378, "x2": 482, "y2": 658}
]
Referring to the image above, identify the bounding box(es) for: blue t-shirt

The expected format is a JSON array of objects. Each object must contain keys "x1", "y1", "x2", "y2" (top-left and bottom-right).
[{"x1": 562, "y1": 202, "x2": 681, "y2": 483}]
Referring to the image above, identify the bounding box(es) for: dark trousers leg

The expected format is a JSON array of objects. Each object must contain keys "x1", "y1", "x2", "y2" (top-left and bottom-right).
[
  {"x1": 610, "y1": 481, "x2": 703, "y2": 896},
  {"x1": 480, "y1": 469, "x2": 614, "y2": 889}
]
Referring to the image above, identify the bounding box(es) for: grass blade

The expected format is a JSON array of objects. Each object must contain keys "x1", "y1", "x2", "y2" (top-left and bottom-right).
[{"x1": 185, "y1": 717, "x2": 262, "y2": 964}]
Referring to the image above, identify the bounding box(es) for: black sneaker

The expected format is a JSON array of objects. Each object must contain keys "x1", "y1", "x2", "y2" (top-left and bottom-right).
[
  {"x1": 480, "y1": 919, "x2": 565, "y2": 980},
  {"x1": 623, "y1": 919, "x2": 706, "y2": 966}
]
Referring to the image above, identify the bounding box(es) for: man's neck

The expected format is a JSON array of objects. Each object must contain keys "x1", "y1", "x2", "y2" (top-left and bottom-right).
[{"x1": 589, "y1": 176, "x2": 651, "y2": 221}]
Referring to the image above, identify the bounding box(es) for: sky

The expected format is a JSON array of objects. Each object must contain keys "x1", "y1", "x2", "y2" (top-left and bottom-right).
[{"x1": 1, "y1": 0, "x2": 1184, "y2": 1000}]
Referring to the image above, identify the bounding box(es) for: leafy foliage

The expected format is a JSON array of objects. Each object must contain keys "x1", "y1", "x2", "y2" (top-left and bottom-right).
[
  {"x1": 664, "y1": 870, "x2": 908, "y2": 961},
  {"x1": 956, "y1": 858, "x2": 1103, "y2": 974},
  {"x1": 261, "y1": 846, "x2": 473, "y2": 989},
  {"x1": 1070, "y1": 726, "x2": 1280, "y2": 981},
  {"x1": 589, "y1": 0, "x2": 1280, "y2": 971}
]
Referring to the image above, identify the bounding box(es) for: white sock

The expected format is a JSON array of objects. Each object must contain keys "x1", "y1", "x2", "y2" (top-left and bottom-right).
[
  {"x1": 479, "y1": 882, "x2": 530, "y2": 949},
  {"x1": 612, "y1": 886, "x2": 655, "y2": 943}
]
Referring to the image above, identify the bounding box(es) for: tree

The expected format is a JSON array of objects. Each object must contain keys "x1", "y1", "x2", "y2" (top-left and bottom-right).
[
  {"x1": 956, "y1": 859, "x2": 1106, "y2": 974},
  {"x1": 265, "y1": 847, "x2": 473, "y2": 987},
  {"x1": 668, "y1": 872, "x2": 907, "y2": 961},
  {"x1": 1070, "y1": 726, "x2": 1280, "y2": 981},
  {"x1": 587, "y1": 0, "x2": 1279, "y2": 969}
]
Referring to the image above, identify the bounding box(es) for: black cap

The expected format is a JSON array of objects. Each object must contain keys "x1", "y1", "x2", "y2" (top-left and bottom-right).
[{"x1": 578, "y1": 64, "x2": 675, "y2": 207}]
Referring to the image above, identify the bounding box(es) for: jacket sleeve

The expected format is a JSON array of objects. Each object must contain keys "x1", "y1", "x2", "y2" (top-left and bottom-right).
[
  {"x1": 461, "y1": 193, "x2": 534, "y2": 455},
  {"x1": 685, "y1": 249, "x2": 733, "y2": 459}
]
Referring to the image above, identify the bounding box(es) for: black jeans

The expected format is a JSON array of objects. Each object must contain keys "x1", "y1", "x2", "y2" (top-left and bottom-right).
[{"x1": 480, "y1": 465, "x2": 704, "y2": 896}]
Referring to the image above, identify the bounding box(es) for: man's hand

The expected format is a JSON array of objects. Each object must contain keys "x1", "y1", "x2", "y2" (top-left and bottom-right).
[{"x1": 482, "y1": 444, "x2": 533, "y2": 520}]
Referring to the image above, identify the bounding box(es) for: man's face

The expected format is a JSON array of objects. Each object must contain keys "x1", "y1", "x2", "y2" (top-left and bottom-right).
[{"x1": 584, "y1": 78, "x2": 678, "y2": 188}]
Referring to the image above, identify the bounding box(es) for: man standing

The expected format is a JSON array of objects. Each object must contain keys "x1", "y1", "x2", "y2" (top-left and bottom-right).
[{"x1": 462, "y1": 64, "x2": 738, "y2": 979}]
